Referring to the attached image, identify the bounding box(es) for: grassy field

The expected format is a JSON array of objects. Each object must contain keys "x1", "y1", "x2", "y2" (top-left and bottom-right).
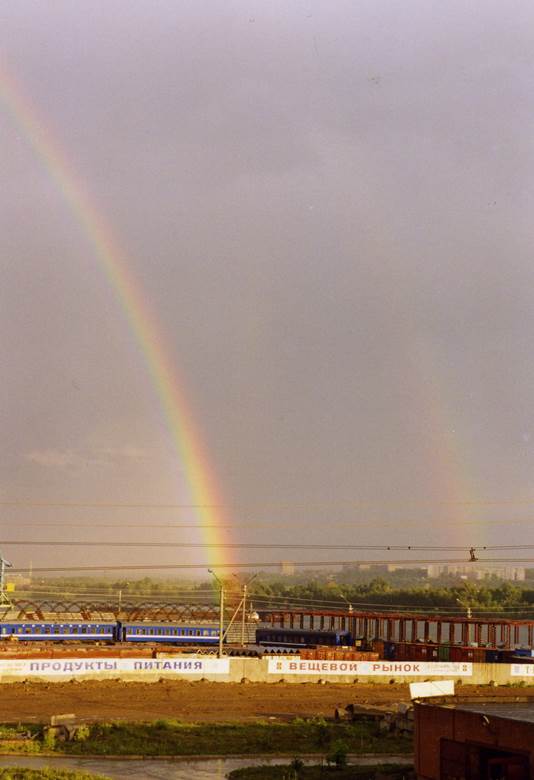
[
  {"x1": 0, "y1": 719, "x2": 412, "y2": 757},
  {"x1": 228, "y1": 765, "x2": 414, "y2": 779},
  {"x1": 0, "y1": 769, "x2": 110, "y2": 780}
]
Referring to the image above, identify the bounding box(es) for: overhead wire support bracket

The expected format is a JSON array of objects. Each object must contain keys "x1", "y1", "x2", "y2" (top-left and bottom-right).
[{"x1": 0, "y1": 549, "x2": 13, "y2": 616}]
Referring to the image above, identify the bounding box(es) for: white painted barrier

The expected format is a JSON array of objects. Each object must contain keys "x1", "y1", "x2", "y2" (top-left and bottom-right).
[
  {"x1": 267, "y1": 658, "x2": 473, "y2": 677},
  {"x1": 511, "y1": 664, "x2": 534, "y2": 677},
  {"x1": 0, "y1": 657, "x2": 230, "y2": 678},
  {"x1": 0, "y1": 656, "x2": 533, "y2": 684}
]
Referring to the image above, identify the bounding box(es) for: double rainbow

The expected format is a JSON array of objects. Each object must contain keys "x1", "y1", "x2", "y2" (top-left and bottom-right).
[{"x1": 1, "y1": 62, "x2": 229, "y2": 565}]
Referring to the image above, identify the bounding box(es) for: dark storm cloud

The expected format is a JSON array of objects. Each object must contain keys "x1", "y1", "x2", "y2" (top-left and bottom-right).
[{"x1": 2, "y1": 0, "x2": 534, "y2": 570}]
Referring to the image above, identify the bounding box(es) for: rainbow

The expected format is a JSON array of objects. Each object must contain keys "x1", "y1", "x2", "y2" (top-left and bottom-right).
[
  {"x1": 0, "y1": 62, "x2": 230, "y2": 566},
  {"x1": 410, "y1": 337, "x2": 493, "y2": 550}
]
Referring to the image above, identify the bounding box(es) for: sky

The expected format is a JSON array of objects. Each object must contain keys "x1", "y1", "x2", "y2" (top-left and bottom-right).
[{"x1": 2, "y1": 0, "x2": 534, "y2": 575}]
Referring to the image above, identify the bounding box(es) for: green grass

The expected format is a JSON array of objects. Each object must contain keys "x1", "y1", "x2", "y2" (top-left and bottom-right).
[
  {"x1": 63, "y1": 720, "x2": 411, "y2": 757},
  {"x1": 228, "y1": 764, "x2": 414, "y2": 779},
  {"x1": 0, "y1": 769, "x2": 110, "y2": 780},
  {"x1": 0, "y1": 719, "x2": 412, "y2": 758}
]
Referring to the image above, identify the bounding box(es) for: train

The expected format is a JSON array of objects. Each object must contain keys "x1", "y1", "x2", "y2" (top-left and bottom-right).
[
  {"x1": 2, "y1": 621, "x2": 534, "y2": 661},
  {"x1": 0, "y1": 621, "x2": 220, "y2": 644},
  {"x1": 255, "y1": 627, "x2": 352, "y2": 648},
  {"x1": 0, "y1": 621, "x2": 352, "y2": 649}
]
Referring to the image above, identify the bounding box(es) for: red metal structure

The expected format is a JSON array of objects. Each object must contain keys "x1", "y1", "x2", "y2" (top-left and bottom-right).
[{"x1": 259, "y1": 609, "x2": 534, "y2": 649}]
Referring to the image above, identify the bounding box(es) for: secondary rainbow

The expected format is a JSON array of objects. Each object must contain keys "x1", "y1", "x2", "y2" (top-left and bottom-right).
[{"x1": 0, "y1": 62, "x2": 230, "y2": 563}]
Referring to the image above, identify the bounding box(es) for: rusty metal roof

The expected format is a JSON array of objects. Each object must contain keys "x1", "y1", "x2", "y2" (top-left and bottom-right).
[{"x1": 424, "y1": 699, "x2": 534, "y2": 724}]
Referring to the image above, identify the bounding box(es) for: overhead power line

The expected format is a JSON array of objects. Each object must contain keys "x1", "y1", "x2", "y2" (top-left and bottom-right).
[
  {"x1": 5, "y1": 517, "x2": 534, "y2": 529},
  {"x1": 10, "y1": 557, "x2": 534, "y2": 575},
  {"x1": 7, "y1": 583, "x2": 534, "y2": 616},
  {"x1": 4, "y1": 498, "x2": 534, "y2": 509},
  {"x1": 2, "y1": 541, "x2": 534, "y2": 552}
]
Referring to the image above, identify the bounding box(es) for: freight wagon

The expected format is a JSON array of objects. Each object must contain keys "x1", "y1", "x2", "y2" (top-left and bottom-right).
[{"x1": 375, "y1": 639, "x2": 534, "y2": 664}]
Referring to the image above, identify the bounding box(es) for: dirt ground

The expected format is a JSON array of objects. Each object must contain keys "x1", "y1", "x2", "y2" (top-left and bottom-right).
[{"x1": 0, "y1": 680, "x2": 532, "y2": 723}]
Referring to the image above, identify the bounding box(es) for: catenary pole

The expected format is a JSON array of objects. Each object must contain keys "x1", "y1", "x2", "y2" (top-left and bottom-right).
[{"x1": 209, "y1": 569, "x2": 224, "y2": 658}]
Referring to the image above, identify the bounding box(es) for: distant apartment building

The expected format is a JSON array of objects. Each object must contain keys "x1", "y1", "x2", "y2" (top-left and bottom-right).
[
  {"x1": 280, "y1": 561, "x2": 295, "y2": 576},
  {"x1": 426, "y1": 564, "x2": 525, "y2": 581}
]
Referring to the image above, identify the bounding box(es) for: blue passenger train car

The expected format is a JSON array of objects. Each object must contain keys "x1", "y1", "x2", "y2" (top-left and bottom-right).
[
  {"x1": 255, "y1": 627, "x2": 352, "y2": 649},
  {"x1": 119, "y1": 622, "x2": 220, "y2": 644},
  {"x1": 0, "y1": 622, "x2": 116, "y2": 641}
]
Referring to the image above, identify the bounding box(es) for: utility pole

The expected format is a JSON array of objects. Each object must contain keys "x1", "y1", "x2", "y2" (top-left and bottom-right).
[
  {"x1": 234, "y1": 573, "x2": 258, "y2": 647},
  {"x1": 208, "y1": 569, "x2": 224, "y2": 658},
  {"x1": 0, "y1": 550, "x2": 13, "y2": 612}
]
